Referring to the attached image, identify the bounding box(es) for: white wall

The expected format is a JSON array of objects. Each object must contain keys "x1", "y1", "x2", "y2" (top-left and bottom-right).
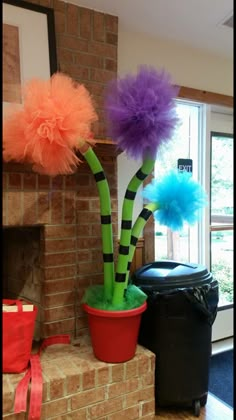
[
  {"x1": 118, "y1": 30, "x2": 233, "y2": 96},
  {"x1": 210, "y1": 107, "x2": 234, "y2": 133}
]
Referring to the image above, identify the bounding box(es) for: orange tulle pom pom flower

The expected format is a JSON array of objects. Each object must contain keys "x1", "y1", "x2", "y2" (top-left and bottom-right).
[{"x1": 3, "y1": 73, "x2": 98, "y2": 176}]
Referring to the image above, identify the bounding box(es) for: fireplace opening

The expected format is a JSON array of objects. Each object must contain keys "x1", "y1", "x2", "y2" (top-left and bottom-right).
[{"x1": 3, "y1": 226, "x2": 43, "y2": 340}]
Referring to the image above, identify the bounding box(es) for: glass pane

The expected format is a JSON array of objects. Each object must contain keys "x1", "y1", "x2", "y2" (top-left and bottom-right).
[
  {"x1": 211, "y1": 230, "x2": 234, "y2": 305},
  {"x1": 155, "y1": 224, "x2": 194, "y2": 262},
  {"x1": 155, "y1": 225, "x2": 168, "y2": 260},
  {"x1": 211, "y1": 134, "x2": 233, "y2": 218},
  {"x1": 154, "y1": 100, "x2": 201, "y2": 263},
  {"x1": 155, "y1": 101, "x2": 199, "y2": 178}
]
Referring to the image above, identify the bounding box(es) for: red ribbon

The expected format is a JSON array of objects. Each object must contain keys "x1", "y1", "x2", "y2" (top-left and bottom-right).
[{"x1": 14, "y1": 335, "x2": 71, "y2": 419}]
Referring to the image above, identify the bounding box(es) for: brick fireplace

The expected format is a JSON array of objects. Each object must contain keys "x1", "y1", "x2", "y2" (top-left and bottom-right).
[
  {"x1": 2, "y1": 159, "x2": 155, "y2": 420},
  {"x1": 2, "y1": 1, "x2": 156, "y2": 418},
  {"x1": 2, "y1": 152, "x2": 118, "y2": 341},
  {"x1": 2, "y1": 0, "x2": 120, "y2": 340}
]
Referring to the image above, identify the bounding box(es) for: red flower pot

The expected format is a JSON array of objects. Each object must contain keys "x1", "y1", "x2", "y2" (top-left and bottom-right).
[{"x1": 83, "y1": 301, "x2": 147, "y2": 363}]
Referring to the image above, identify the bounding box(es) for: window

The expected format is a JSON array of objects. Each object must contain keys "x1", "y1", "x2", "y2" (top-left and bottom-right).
[
  {"x1": 210, "y1": 132, "x2": 233, "y2": 306},
  {"x1": 154, "y1": 102, "x2": 234, "y2": 308},
  {"x1": 154, "y1": 100, "x2": 203, "y2": 263}
]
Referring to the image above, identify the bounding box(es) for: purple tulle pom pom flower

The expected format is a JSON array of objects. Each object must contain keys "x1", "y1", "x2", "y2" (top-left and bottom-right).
[
  {"x1": 104, "y1": 65, "x2": 180, "y2": 160},
  {"x1": 143, "y1": 170, "x2": 208, "y2": 231}
]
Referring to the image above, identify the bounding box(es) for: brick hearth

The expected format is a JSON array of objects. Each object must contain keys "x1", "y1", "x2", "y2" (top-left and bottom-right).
[{"x1": 3, "y1": 342, "x2": 155, "y2": 419}]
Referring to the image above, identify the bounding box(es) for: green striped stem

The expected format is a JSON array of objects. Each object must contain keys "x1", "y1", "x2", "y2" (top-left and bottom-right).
[
  {"x1": 83, "y1": 147, "x2": 114, "y2": 300},
  {"x1": 112, "y1": 158, "x2": 155, "y2": 306},
  {"x1": 125, "y1": 203, "x2": 159, "y2": 287}
]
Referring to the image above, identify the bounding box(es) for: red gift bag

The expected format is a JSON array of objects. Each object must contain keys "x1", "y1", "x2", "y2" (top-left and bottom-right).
[{"x1": 3, "y1": 299, "x2": 38, "y2": 373}]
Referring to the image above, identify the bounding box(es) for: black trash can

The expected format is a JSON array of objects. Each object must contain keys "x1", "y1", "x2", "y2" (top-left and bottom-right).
[{"x1": 132, "y1": 260, "x2": 219, "y2": 417}]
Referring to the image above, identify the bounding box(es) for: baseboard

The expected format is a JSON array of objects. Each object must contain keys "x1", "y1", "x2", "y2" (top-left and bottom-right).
[{"x1": 211, "y1": 337, "x2": 233, "y2": 355}]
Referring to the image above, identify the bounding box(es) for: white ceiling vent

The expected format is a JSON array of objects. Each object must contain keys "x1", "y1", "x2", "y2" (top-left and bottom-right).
[{"x1": 222, "y1": 14, "x2": 233, "y2": 29}]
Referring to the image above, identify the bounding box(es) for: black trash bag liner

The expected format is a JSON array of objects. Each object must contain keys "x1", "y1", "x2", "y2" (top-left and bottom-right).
[{"x1": 182, "y1": 280, "x2": 219, "y2": 326}]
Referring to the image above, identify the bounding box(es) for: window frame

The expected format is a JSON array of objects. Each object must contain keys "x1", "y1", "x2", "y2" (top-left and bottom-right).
[
  {"x1": 209, "y1": 130, "x2": 233, "y2": 309},
  {"x1": 210, "y1": 130, "x2": 233, "y2": 224},
  {"x1": 143, "y1": 88, "x2": 233, "y2": 267}
]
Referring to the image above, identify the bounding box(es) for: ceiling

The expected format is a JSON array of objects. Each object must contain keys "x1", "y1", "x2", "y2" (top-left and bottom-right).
[{"x1": 68, "y1": 0, "x2": 233, "y2": 59}]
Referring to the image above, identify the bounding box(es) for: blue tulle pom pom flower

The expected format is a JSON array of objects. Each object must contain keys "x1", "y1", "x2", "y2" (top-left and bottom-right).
[
  {"x1": 104, "y1": 66, "x2": 180, "y2": 160},
  {"x1": 143, "y1": 170, "x2": 208, "y2": 231}
]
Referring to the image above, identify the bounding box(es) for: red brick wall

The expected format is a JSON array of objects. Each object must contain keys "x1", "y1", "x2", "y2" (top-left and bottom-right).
[
  {"x1": 3, "y1": 153, "x2": 118, "y2": 339},
  {"x1": 3, "y1": 0, "x2": 118, "y2": 340},
  {"x1": 23, "y1": 0, "x2": 118, "y2": 139}
]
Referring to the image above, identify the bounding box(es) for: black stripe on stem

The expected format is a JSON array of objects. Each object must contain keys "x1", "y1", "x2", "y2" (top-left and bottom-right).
[
  {"x1": 101, "y1": 215, "x2": 112, "y2": 224},
  {"x1": 121, "y1": 220, "x2": 132, "y2": 229},
  {"x1": 125, "y1": 190, "x2": 136, "y2": 200},
  {"x1": 130, "y1": 235, "x2": 138, "y2": 246},
  {"x1": 115, "y1": 273, "x2": 126, "y2": 283},
  {"x1": 140, "y1": 208, "x2": 153, "y2": 221},
  {"x1": 136, "y1": 169, "x2": 147, "y2": 180},
  {"x1": 94, "y1": 171, "x2": 106, "y2": 182},
  {"x1": 127, "y1": 261, "x2": 132, "y2": 270},
  {"x1": 119, "y1": 245, "x2": 130, "y2": 255},
  {"x1": 103, "y1": 253, "x2": 114, "y2": 262}
]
